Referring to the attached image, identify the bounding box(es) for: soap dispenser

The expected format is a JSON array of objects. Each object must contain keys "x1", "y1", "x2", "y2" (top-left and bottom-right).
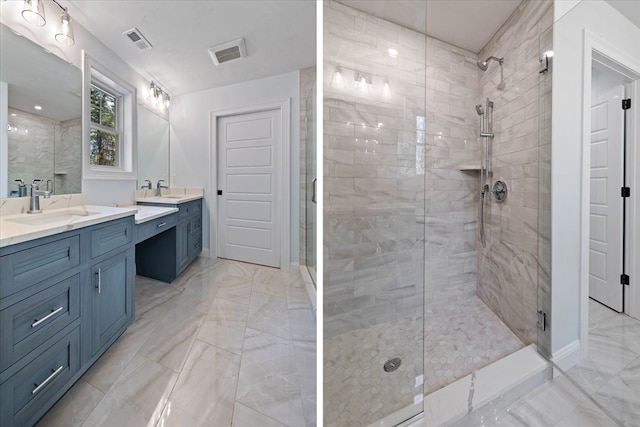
[{"x1": 15, "y1": 179, "x2": 27, "y2": 197}]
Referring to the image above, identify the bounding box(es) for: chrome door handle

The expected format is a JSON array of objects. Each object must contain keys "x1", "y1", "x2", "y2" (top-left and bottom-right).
[
  {"x1": 157, "y1": 222, "x2": 167, "y2": 228},
  {"x1": 32, "y1": 365, "x2": 64, "y2": 395},
  {"x1": 31, "y1": 306, "x2": 64, "y2": 328},
  {"x1": 96, "y1": 268, "x2": 101, "y2": 294},
  {"x1": 311, "y1": 178, "x2": 317, "y2": 204}
]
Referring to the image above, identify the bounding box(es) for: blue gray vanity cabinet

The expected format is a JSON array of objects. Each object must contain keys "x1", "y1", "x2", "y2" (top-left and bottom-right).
[
  {"x1": 136, "y1": 198, "x2": 202, "y2": 283},
  {"x1": 0, "y1": 216, "x2": 134, "y2": 427}
]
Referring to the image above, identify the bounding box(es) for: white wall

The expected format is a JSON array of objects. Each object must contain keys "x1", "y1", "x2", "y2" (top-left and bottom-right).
[
  {"x1": 552, "y1": 0, "x2": 640, "y2": 362},
  {"x1": 170, "y1": 71, "x2": 301, "y2": 264}
]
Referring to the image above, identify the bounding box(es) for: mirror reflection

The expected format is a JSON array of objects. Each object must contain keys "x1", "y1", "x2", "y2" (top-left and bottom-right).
[
  {"x1": 1, "y1": 23, "x2": 82, "y2": 197},
  {"x1": 137, "y1": 105, "x2": 169, "y2": 188}
]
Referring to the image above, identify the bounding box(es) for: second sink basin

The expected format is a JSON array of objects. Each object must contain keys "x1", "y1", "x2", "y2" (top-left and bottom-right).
[{"x1": 6, "y1": 209, "x2": 100, "y2": 226}]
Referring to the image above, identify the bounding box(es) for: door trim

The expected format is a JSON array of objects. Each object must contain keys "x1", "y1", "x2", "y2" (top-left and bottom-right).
[
  {"x1": 210, "y1": 99, "x2": 291, "y2": 271},
  {"x1": 579, "y1": 29, "x2": 640, "y2": 359}
]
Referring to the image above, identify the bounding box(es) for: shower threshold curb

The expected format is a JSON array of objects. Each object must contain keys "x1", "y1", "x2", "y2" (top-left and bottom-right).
[{"x1": 372, "y1": 345, "x2": 550, "y2": 427}]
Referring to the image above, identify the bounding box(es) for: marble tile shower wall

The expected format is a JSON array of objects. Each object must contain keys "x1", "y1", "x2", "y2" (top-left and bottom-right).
[
  {"x1": 8, "y1": 109, "x2": 55, "y2": 192},
  {"x1": 476, "y1": 0, "x2": 553, "y2": 345},
  {"x1": 423, "y1": 37, "x2": 481, "y2": 308},
  {"x1": 324, "y1": 0, "x2": 426, "y2": 338},
  {"x1": 7, "y1": 109, "x2": 81, "y2": 196}
]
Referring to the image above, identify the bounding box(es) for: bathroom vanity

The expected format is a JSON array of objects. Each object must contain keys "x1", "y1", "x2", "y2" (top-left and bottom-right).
[
  {"x1": 134, "y1": 192, "x2": 203, "y2": 283},
  {"x1": 0, "y1": 199, "x2": 137, "y2": 427}
]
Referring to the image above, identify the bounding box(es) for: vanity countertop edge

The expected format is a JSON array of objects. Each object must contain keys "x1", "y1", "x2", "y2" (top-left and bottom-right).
[
  {"x1": 0, "y1": 205, "x2": 138, "y2": 248},
  {"x1": 134, "y1": 205, "x2": 179, "y2": 224}
]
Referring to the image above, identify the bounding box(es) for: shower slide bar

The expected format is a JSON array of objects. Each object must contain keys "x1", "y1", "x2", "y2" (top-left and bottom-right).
[{"x1": 476, "y1": 97, "x2": 494, "y2": 248}]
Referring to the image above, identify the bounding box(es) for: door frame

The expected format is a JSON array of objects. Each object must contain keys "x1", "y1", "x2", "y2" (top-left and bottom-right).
[
  {"x1": 210, "y1": 99, "x2": 291, "y2": 271},
  {"x1": 579, "y1": 30, "x2": 640, "y2": 358}
]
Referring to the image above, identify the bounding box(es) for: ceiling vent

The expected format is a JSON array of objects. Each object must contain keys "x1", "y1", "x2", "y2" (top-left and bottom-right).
[
  {"x1": 208, "y1": 38, "x2": 247, "y2": 66},
  {"x1": 123, "y1": 27, "x2": 153, "y2": 51}
]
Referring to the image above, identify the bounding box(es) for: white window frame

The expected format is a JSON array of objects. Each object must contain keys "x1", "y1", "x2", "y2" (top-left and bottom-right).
[
  {"x1": 89, "y1": 83, "x2": 122, "y2": 168},
  {"x1": 82, "y1": 52, "x2": 137, "y2": 180}
]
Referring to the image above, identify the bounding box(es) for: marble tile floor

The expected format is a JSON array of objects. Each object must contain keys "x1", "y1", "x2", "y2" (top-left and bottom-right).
[
  {"x1": 324, "y1": 295, "x2": 524, "y2": 427},
  {"x1": 36, "y1": 257, "x2": 317, "y2": 427}
]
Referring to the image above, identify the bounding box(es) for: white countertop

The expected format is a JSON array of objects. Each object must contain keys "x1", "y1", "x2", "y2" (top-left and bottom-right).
[
  {"x1": 0, "y1": 205, "x2": 137, "y2": 248},
  {"x1": 135, "y1": 194, "x2": 202, "y2": 205},
  {"x1": 134, "y1": 205, "x2": 179, "y2": 224},
  {"x1": 135, "y1": 187, "x2": 204, "y2": 205}
]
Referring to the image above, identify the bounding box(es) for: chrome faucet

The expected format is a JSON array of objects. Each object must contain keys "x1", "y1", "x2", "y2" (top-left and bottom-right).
[
  {"x1": 142, "y1": 179, "x2": 152, "y2": 189},
  {"x1": 28, "y1": 179, "x2": 51, "y2": 214},
  {"x1": 156, "y1": 180, "x2": 168, "y2": 196}
]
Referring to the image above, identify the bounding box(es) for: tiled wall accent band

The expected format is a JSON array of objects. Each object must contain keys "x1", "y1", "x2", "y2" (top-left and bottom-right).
[
  {"x1": 476, "y1": 0, "x2": 553, "y2": 346},
  {"x1": 324, "y1": 0, "x2": 426, "y2": 339}
]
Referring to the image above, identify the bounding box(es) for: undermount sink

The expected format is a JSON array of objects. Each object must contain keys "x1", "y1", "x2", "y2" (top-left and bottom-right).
[
  {"x1": 6, "y1": 209, "x2": 100, "y2": 226},
  {"x1": 161, "y1": 195, "x2": 186, "y2": 199}
]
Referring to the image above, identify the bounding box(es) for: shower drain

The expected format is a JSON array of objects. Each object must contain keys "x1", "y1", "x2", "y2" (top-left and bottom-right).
[{"x1": 383, "y1": 357, "x2": 402, "y2": 372}]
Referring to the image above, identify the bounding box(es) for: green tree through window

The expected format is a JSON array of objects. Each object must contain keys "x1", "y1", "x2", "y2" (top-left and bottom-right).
[{"x1": 90, "y1": 85, "x2": 120, "y2": 167}]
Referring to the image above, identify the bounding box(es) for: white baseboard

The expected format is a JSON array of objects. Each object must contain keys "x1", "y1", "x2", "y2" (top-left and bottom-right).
[
  {"x1": 199, "y1": 247, "x2": 212, "y2": 259},
  {"x1": 551, "y1": 340, "x2": 582, "y2": 372}
]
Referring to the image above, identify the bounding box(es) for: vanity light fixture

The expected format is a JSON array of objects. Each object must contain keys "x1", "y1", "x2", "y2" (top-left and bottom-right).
[
  {"x1": 21, "y1": 0, "x2": 75, "y2": 46},
  {"x1": 21, "y1": 0, "x2": 46, "y2": 26},
  {"x1": 149, "y1": 81, "x2": 171, "y2": 110},
  {"x1": 55, "y1": 9, "x2": 75, "y2": 46}
]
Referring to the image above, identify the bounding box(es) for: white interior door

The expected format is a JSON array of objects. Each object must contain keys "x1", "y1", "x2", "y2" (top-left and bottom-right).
[
  {"x1": 589, "y1": 69, "x2": 625, "y2": 311},
  {"x1": 218, "y1": 109, "x2": 281, "y2": 267}
]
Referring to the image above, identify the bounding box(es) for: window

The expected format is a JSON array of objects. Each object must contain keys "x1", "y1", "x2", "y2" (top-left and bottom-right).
[
  {"x1": 90, "y1": 85, "x2": 121, "y2": 167},
  {"x1": 82, "y1": 53, "x2": 137, "y2": 180}
]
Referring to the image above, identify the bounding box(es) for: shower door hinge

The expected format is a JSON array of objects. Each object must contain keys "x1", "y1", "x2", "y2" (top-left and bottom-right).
[
  {"x1": 622, "y1": 187, "x2": 631, "y2": 198},
  {"x1": 622, "y1": 99, "x2": 631, "y2": 110},
  {"x1": 537, "y1": 310, "x2": 546, "y2": 331},
  {"x1": 621, "y1": 274, "x2": 630, "y2": 286}
]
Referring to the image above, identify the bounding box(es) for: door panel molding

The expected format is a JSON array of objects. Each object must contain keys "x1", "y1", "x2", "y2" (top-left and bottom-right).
[{"x1": 210, "y1": 99, "x2": 291, "y2": 271}]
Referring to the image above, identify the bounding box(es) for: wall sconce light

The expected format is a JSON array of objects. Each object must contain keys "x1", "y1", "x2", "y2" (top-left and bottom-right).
[
  {"x1": 539, "y1": 51, "x2": 554, "y2": 74},
  {"x1": 55, "y1": 10, "x2": 75, "y2": 46},
  {"x1": 22, "y1": 0, "x2": 46, "y2": 26},
  {"x1": 150, "y1": 81, "x2": 171, "y2": 109},
  {"x1": 21, "y1": 0, "x2": 75, "y2": 46},
  {"x1": 355, "y1": 73, "x2": 372, "y2": 86}
]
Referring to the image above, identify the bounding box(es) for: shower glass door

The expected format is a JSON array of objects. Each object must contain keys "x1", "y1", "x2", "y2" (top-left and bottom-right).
[
  {"x1": 305, "y1": 81, "x2": 317, "y2": 285},
  {"x1": 323, "y1": 1, "x2": 426, "y2": 426}
]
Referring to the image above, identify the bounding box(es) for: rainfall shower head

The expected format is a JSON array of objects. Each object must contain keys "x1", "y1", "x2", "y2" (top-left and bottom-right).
[
  {"x1": 475, "y1": 104, "x2": 484, "y2": 115},
  {"x1": 477, "y1": 56, "x2": 504, "y2": 71}
]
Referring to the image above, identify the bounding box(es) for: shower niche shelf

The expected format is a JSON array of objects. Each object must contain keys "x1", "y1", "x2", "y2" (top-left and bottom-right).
[{"x1": 459, "y1": 164, "x2": 492, "y2": 175}]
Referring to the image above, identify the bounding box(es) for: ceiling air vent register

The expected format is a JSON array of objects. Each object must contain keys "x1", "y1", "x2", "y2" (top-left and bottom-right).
[
  {"x1": 123, "y1": 27, "x2": 153, "y2": 51},
  {"x1": 208, "y1": 38, "x2": 247, "y2": 66}
]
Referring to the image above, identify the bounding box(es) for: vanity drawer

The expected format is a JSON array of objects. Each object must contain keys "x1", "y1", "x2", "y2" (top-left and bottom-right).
[
  {"x1": 0, "y1": 327, "x2": 80, "y2": 427},
  {"x1": 190, "y1": 199, "x2": 202, "y2": 218},
  {"x1": 0, "y1": 235, "x2": 80, "y2": 299},
  {"x1": 136, "y1": 213, "x2": 177, "y2": 244},
  {"x1": 0, "y1": 273, "x2": 80, "y2": 372},
  {"x1": 191, "y1": 215, "x2": 202, "y2": 236},
  {"x1": 91, "y1": 217, "x2": 133, "y2": 259},
  {"x1": 177, "y1": 203, "x2": 191, "y2": 222}
]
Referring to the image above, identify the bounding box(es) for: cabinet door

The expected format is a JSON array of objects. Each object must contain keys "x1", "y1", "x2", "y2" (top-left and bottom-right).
[
  {"x1": 91, "y1": 249, "x2": 133, "y2": 355},
  {"x1": 176, "y1": 221, "x2": 191, "y2": 274}
]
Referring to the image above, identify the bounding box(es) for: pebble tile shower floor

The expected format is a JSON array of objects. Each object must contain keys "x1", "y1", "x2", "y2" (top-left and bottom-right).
[{"x1": 324, "y1": 295, "x2": 523, "y2": 427}]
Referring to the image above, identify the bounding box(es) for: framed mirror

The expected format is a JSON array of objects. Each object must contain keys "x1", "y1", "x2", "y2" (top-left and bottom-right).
[
  {"x1": 0, "y1": 23, "x2": 82, "y2": 197},
  {"x1": 137, "y1": 105, "x2": 169, "y2": 188}
]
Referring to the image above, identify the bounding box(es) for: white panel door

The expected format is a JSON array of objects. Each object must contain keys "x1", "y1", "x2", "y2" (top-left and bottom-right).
[
  {"x1": 589, "y1": 79, "x2": 625, "y2": 311},
  {"x1": 218, "y1": 109, "x2": 281, "y2": 267}
]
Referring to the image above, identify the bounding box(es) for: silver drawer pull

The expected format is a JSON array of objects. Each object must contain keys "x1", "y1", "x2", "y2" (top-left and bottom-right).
[
  {"x1": 32, "y1": 365, "x2": 64, "y2": 395},
  {"x1": 156, "y1": 222, "x2": 167, "y2": 228},
  {"x1": 31, "y1": 306, "x2": 64, "y2": 328}
]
